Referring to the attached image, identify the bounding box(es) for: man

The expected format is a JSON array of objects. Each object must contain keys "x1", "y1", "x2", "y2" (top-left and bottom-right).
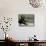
[{"x1": 18, "y1": 15, "x2": 27, "y2": 25}]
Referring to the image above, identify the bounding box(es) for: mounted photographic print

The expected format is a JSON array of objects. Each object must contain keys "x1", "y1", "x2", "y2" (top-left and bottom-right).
[{"x1": 18, "y1": 14, "x2": 35, "y2": 27}]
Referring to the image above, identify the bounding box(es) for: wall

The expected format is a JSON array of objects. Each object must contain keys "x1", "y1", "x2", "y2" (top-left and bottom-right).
[{"x1": 0, "y1": 0, "x2": 46, "y2": 40}]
